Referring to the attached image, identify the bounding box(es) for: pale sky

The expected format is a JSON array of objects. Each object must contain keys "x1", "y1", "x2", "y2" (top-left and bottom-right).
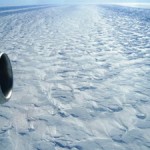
[{"x1": 0, "y1": 0, "x2": 149, "y2": 6}]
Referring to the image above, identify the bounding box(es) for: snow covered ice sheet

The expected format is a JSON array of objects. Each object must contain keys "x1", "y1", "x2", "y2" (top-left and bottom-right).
[{"x1": 0, "y1": 4, "x2": 150, "y2": 150}]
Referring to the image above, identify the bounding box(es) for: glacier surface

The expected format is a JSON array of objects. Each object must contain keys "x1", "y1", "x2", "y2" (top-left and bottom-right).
[{"x1": 0, "y1": 4, "x2": 150, "y2": 150}]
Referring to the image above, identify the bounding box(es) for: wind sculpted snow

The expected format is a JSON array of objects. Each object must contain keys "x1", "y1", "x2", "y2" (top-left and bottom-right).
[{"x1": 0, "y1": 5, "x2": 150, "y2": 150}]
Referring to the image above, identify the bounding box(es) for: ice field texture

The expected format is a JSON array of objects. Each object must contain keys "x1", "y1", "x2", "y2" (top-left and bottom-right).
[{"x1": 0, "y1": 4, "x2": 150, "y2": 150}]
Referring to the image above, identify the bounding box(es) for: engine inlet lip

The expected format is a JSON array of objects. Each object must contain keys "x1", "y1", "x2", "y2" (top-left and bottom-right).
[{"x1": 0, "y1": 53, "x2": 13, "y2": 103}]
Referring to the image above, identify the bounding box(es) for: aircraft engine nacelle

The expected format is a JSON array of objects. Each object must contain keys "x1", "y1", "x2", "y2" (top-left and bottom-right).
[{"x1": 0, "y1": 53, "x2": 13, "y2": 103}]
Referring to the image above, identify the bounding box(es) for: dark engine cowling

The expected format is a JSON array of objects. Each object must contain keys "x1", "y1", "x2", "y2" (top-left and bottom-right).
[{"x1": 0, "y1": 53, "x2": 13, "y2": 103}]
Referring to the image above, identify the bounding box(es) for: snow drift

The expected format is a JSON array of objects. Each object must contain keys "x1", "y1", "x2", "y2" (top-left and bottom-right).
[{"x1": 0, "y1": 4, "x2": 150, "y2": 150}]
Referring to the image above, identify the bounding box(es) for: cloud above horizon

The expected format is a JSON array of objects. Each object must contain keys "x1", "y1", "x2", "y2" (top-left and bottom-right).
[{"x1": 0, "y1": 0, "x2": 149, "y2": 6}]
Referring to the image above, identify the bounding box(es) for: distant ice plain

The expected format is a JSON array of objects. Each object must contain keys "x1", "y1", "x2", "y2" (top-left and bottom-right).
[
  {"x1": 0, "y1": 4, "x2": 150, "y2": 150},
  {"x1": 116, "y1": 3, "x2": 150, "y2": 9}
]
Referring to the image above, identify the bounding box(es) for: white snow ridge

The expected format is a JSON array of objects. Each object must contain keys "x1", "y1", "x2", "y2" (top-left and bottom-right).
[{"x1": 0, "y1": 4, "x2": 150, "y2": 150}]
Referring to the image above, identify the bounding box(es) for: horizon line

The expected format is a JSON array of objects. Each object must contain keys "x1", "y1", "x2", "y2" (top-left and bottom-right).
[{"x1": 0, "y1": 2, "x2": 150, "y2": 7}]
